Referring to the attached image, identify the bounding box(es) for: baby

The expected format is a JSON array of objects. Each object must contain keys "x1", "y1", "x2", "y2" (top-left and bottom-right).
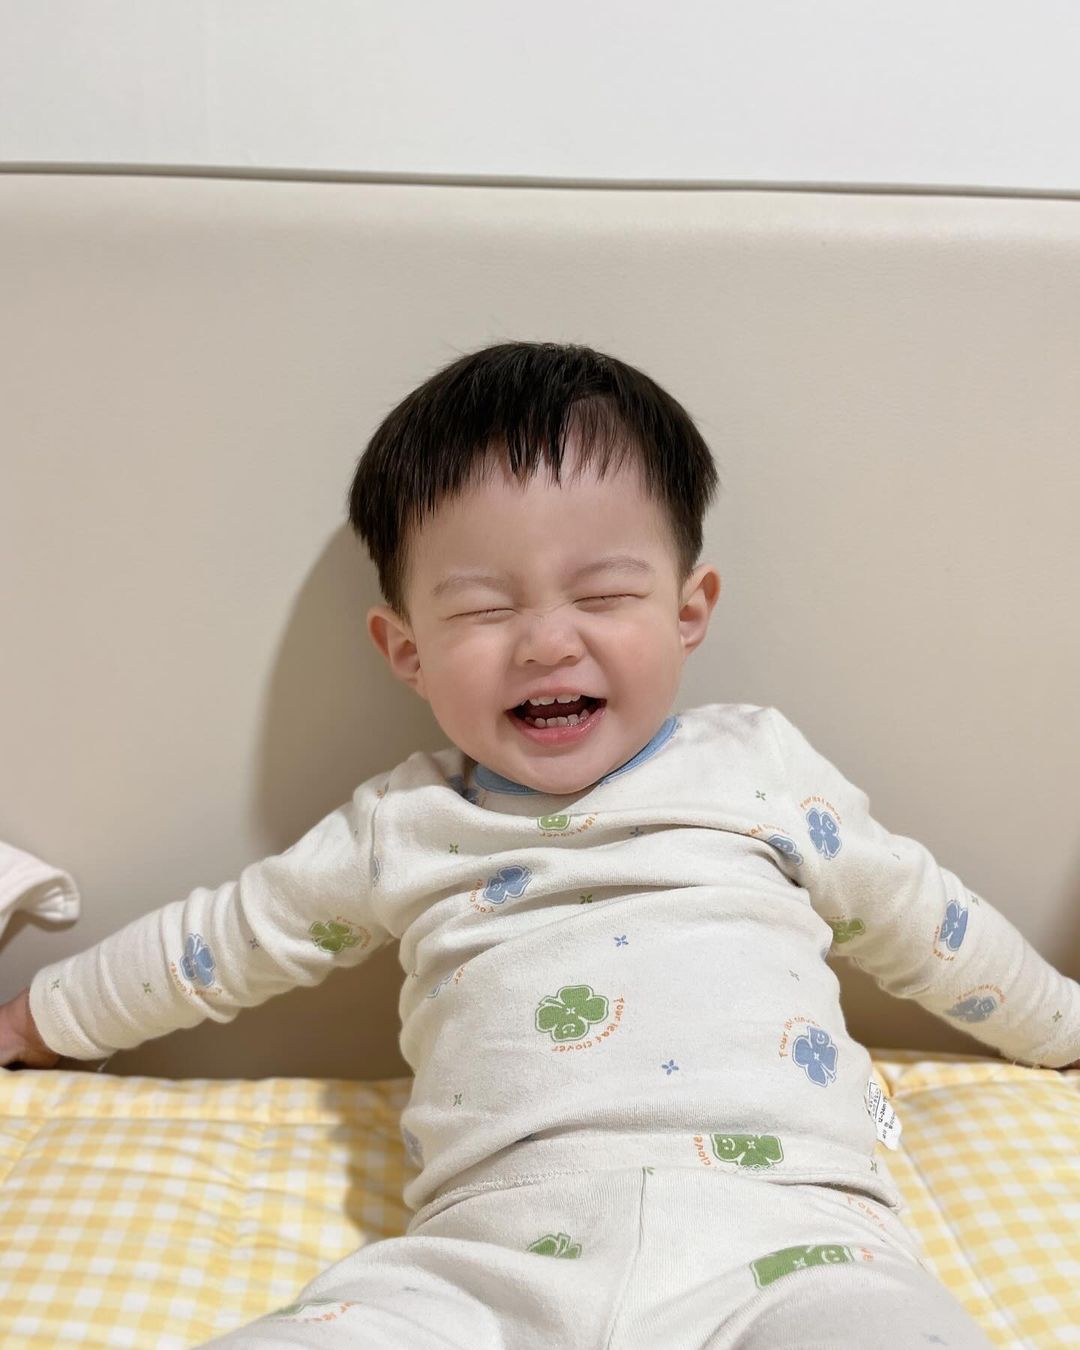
[{"x1": 2, "y1": 341, "x2": 1077, "y2": 1349}]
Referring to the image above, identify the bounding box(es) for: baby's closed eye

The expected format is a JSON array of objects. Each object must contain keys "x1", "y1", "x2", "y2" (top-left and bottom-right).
[{"x1": 463, "y1": 595, "x2": 639, "y2": 619}]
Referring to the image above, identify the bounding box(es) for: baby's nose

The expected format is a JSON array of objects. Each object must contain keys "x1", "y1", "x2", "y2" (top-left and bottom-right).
[{"x1": 516, "y1": 603, "x2": 587, "y2": 654}]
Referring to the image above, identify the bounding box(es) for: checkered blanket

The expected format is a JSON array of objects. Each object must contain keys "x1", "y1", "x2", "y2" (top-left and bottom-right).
[{"x1": 1, "y1": 1052, "x2": 1076, "y2": 1347}]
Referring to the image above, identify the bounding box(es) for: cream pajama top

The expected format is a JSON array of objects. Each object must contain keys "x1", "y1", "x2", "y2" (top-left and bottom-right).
[{"x1": 30, "y1": 703, "x2": 1080, "y2": 1214}]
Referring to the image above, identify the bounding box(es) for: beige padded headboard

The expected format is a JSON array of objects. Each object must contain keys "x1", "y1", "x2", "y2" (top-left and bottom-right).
[{"x1": 2, "y1": 173, "x2": 1078, "y2": 1078}]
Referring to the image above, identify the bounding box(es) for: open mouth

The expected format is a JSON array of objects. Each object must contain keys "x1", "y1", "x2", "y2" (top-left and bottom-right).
[{"x1": 509, "y1": 695, "x2": 605, "y2": 727}]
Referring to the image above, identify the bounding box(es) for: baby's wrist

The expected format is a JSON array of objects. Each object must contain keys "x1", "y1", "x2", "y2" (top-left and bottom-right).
[{"x1": 17, "y1": 987, "x2": 54, "y2": 1055}]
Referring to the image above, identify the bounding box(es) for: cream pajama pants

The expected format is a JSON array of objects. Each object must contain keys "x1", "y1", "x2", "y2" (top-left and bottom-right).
[{"x1": 201, "y1": 1162, "x2": 992, "y2": 1349}]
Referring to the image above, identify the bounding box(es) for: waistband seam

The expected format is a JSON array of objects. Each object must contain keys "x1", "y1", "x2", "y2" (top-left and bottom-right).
[{"x1": 410, "y1": 1162, "x2": 901, "y2": 1229}]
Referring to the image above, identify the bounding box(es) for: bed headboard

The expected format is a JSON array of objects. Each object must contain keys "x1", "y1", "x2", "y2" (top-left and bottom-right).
[{"x1": 2, "y1": 173, "x2": 1077, "y2": 1078}]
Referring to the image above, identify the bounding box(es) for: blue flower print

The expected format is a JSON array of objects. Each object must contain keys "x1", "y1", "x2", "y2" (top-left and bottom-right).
[
  {"x1": 401, "y1": 1126, "x2": 424, "y2": 1167},
  {"x1": 945, "y1": 995, "x2": 997, "y2": 1023},
  {"x1": 483, "y1": 864, "x2": 532, "y2": 905},
  {"x1": 447, "y1": 774, "x2": 481, "y2": 805},
  {"x1": 939, "y1": 899, "x2": 968, "y2": 952},
  {"x1": 179, "y1": 934, "x2": 215, "y2": 988},
  {"x1": 766, "y1": 834, "x2": 804, "y2": 866},
  {"x1": 791, "y1": 1025, "x2": 838, "y2": 1087},
  {"x1": 806, "y1": 809, "x2": 842, "y2": 860}
]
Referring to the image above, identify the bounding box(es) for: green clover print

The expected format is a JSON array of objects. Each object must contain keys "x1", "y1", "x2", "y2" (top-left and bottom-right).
[
  {"x1": 711, "y1": 1133, "x2": 784, "y2": 1169},
  {"x1": 269, "y1": 1299, "x2": 335, "y2": 1320},
  {"x1": 527, "y1": 1231, "x2": 582, "y2": 1257},
  {"x1": 751, "y1": 1244, "x2": 853, "y2": 1289},
  {"x1": 309, "y1": 920, "x2": 362, "y2": 953},
  {"x1": 538, "y1": 814, "x2": 571, "y2": 831},
  {"x1": 827, "y1": 918, "x2": 865, "y2": 945},
  {"x1": 536, "y1": 984, "x2": 610, "y2": 1042}
]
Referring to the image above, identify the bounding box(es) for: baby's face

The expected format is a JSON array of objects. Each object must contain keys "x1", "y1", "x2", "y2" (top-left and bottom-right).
[{"x1": 367, "y1": 438, "x2": 720, "y2": 795}]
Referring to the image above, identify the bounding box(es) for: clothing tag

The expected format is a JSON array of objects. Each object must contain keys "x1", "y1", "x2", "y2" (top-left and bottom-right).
[{"x1": 865, "y1": 1077, "x2": 903, "y2": 1151}]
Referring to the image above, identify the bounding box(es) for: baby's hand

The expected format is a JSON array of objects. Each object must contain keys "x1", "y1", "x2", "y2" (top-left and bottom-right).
[{"x1": 0, "y1": 987, "x2": 60, "y2": 1069}]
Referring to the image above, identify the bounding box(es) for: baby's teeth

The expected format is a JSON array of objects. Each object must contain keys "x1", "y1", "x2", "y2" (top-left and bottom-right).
[{"x1": 528, "y1": 711, "x2": 588, "y2": 728}]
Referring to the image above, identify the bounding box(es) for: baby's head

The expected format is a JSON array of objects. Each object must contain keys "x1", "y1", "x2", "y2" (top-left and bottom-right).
[{"x1": 348, "y1": 341, "x2": 721, "y2": 795}]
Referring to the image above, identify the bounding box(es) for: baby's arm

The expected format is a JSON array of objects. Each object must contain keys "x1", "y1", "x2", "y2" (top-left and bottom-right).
[
  {"x1": 765, "y1": 708, "x2": 1080, "y2": 1070},
  {"x1": 19, "y1": 772, "x2": 391, "y2": 1063},
  {"x1": 0, "y1": 987, "x2": 61, "y2": 1068}
]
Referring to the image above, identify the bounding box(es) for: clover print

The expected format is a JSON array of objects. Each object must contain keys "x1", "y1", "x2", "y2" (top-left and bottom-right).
[
  {"x1": 791, "y1": 1025, "x2": 838, "y2": 1086},
  {"x1": 939, "y1": 899, "x2": 968, "y2": 952},
  {"x1": 179, "y1": 934, "x2": 215, "y2": 988},
  {"x1": 483, "y1": 864, "x2": 532, "y2": 905},
  {"x1": 527, "y1": 1231, "x2": 582, "y2": 1257},
  {"x1": 766, "y1": 834, "x2": 804, "y2": 866},
  {"x1": 267, "y1": 1299, "x2": 359, "y2": 1324},
  {"x1": 712, "y1": 1133, "x2": 784, "y2": 1170},
  {"x1": 538, "y1": 814, "x2": 571, "y2": 831},
  {"x1": 751, "y1": 1244, "x2": 853, "y2": 1289},
  {"x1": 309, "y1": 920, "x2": 362, "y2": 953},
  {"x1": 827, "y1": 918, "x2": 865, "y2": 945},
  {"x1": 269, "y1": 1302, "x2": 308, "y2": 1320},
  {"x1": 806, "y1": 808, "x2": 842, "y2": 859},
  {"x1": 536, "y1": 984, "x2": 610, "y2": 1042},
  {"x1": 270, "y1": 1299, "x2": 339, "y2": 1320},
  {"x1": 945, "y1": 995, "x2": 997, "y2": 1023}
]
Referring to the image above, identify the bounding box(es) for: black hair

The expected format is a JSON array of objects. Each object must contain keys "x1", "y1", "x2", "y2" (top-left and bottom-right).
[{"x1": 346, "y1": 340, "x2": 720, "y2": 624}]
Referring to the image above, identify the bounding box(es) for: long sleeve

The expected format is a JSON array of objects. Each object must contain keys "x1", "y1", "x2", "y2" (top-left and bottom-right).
[
  {"x1": 27, "y1": 772, "x2": 392, "y2": 1060},
  {"x1": 765, "y1": 707, "x2": 1080, "y2": 1069}
]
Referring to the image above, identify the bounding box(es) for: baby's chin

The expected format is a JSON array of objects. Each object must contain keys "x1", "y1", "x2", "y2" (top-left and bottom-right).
[
  {"x1": 489, "y1": 748, "x2": 611, "y2": 795},
  {"x1": 514, "y1": 768, "x2": 608, "y2": 796},
  {"x1": 501, "y1": 750, "x2": 623, "y2": 798}
]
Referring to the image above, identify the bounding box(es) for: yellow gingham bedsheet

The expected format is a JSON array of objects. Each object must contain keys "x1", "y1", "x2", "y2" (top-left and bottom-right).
[{"x1": 0, "y1": 1051, "x2": 1076, "y2": 1348}]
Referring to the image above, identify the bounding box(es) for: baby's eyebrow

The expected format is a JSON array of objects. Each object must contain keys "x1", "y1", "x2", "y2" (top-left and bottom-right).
[{"x1": 431, "y1": 554, "x2": 655, "y2": 598}]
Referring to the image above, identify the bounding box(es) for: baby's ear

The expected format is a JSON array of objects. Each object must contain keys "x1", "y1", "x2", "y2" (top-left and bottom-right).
[
  {"x1": 366, "y1": 605, "x2": 427, "y2": 699},
  {"x1": 678, "y1": 564, "x2": 722, "y2": 654}
]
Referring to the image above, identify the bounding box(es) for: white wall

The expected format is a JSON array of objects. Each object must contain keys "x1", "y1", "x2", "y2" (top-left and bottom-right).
[{"x1": 2, "y1": 0, "x2": 1079, "y2": 192}]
